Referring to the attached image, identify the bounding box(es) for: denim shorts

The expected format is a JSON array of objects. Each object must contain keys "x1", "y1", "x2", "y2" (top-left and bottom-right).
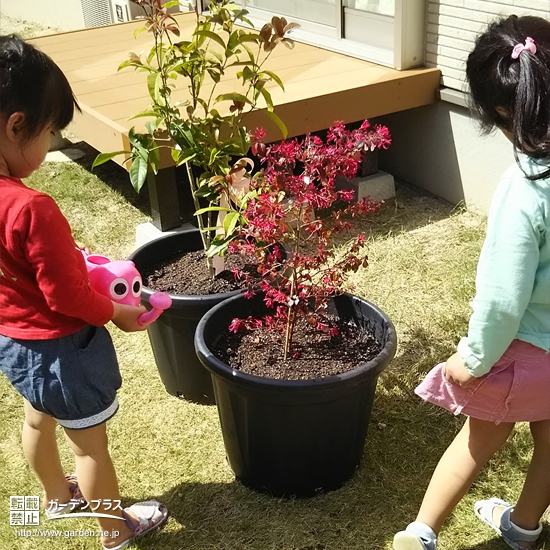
[{"x1": 0, "y1": 325, "x2": 121, "y2": 429}]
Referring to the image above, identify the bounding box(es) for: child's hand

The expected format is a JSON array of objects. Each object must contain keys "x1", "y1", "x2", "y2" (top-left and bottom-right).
[
  {"x1": 443, "y1": 352, "x2": 476, "y2": 387},
  {"x1": 75, "y1": 241, "x2": 90, "y2": 255},
  {"x1": 110, "y1": 302, "x2": 148, "y2": 332}
]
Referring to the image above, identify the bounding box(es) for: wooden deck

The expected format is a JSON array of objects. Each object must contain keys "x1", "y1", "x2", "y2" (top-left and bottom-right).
[{"x1": 32, "y1": 12, "x2": 440, "y2": 171}]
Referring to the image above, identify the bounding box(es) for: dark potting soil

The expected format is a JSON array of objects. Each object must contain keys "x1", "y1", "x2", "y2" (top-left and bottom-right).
[
  {"x1": 141, "y1": 249, "x2": 253, "y2": 295},
  {"x1": 214, "y1": 315, "x2": 383, "y2": 380}
]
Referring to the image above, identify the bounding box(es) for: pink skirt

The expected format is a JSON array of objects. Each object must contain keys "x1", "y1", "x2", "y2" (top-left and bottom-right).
[{"x1": 415, "y1": 340, "x2": 550, "y2": 424}]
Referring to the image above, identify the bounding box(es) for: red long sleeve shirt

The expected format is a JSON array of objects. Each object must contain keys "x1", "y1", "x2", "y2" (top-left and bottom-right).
[{"x1": 0, "y1": 176, "x2": 114, "y2": 340}]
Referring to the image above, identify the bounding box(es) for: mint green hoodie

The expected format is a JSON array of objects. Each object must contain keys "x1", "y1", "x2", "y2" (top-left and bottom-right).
[{"x1": 458, "y1": 156, "x2": 550, "y2": 377}]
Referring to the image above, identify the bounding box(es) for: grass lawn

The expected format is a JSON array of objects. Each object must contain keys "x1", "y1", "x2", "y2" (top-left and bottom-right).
[
  {"x1": 1, "y1": 147, "x2": 548, "y2": 550},
  {"x1": 2, "y1": 9, "x2": 549, "y2": 550}
]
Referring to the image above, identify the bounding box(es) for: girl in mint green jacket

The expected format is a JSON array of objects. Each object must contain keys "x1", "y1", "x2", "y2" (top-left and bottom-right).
[{"x1": 393, "y1": 15, "x2": 550, "y2": 550}]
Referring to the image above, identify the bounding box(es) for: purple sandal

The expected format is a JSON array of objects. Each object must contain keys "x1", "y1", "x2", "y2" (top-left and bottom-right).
[
  {"x1": 101, "y1": 500, "x2": 168, "y2": 550},
  {"x1": 45, "y1": 474, "x2": 87, "y2": 519}
]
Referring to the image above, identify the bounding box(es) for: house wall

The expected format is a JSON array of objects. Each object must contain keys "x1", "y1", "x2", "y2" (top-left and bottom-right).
[
  {"x1": 0, "y1": 0, "x2": 190, "y2": 30},
  {"x1": 375, "y1": 102, "x2": 513, "y2": 214},
  {"x1": 426, "y1": 0, "x2": 550, "y2": 91},
  {"x1": 2, "y1": 0, "x2": 547, "y2": 215},
  {"x1": 373, "y1": 1, "x2": 550, "y2": 216}
]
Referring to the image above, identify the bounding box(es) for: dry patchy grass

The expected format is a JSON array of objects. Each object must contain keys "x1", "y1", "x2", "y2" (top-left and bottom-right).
[{"x1": 1, "y1": 158, "x2": 548, "y2": 550}]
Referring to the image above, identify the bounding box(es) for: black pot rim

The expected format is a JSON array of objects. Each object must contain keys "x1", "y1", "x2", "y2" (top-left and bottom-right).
[
  {"x1": 140, "y1": 285, "x2": 242, "y2": 307},
  {"x1": 129, "y1": 227, "x2": 243, "y2": 307},
  {"x1": 195, "y1": 292, "x2": 397, "y2": 391}
]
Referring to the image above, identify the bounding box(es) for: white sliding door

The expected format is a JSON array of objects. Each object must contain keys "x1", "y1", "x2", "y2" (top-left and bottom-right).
[{"x1": 238, "y1": 0, "x2": 426, "y2": 70}]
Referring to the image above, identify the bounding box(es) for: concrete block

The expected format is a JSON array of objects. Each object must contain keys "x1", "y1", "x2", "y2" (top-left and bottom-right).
[
  {"x1": 337, "y1": 170, "x2": 395, "y2": 202},
  {"x1": 45, "y1": 148, "x2": 85, "y2": 162},
  {"x1": 353, "y1": 170, "x2": 395, "y2": 201},
  {"x1": 135, "y1": 221, "x2": 196, "y2": 250}
]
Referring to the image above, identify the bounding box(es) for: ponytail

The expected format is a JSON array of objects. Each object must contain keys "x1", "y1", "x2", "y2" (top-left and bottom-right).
[{"x1": 466, "y1": 15, "x2": 550, "y2": 180}]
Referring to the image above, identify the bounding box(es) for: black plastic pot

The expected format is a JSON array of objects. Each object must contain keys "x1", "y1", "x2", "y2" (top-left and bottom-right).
[
  {"x1": 195, "y1": 292, "x2": 397, "y2": 496},
  {"x1": 129, "y1": 228, "x2": 241, "y2": 405}
]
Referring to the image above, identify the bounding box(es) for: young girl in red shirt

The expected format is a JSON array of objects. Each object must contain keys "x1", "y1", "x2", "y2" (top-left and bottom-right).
[{"x1": 0, "y1": 35, "x2": 167, "y2": 549}]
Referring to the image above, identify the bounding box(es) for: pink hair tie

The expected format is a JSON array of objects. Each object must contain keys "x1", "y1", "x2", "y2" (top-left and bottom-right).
[{"x1": 511, "y1": 37, "x2": 537, "y2": 59}]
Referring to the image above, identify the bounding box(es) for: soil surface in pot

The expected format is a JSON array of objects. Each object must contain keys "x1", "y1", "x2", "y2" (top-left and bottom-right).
[
  {"x1": 142, "y1": 250, "x2": 256, "y2": 295},
  {"x1": 214, "y1": 316, "x2": 383, "y2": 380}
]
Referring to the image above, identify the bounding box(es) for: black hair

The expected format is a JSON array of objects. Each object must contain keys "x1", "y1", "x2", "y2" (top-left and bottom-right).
[
  {"x1": 0, "y1": 34, "x2": 80, "y2": 142},
  {"x1": 466, "y1": 15, "x2": 550, "y2": 180}
]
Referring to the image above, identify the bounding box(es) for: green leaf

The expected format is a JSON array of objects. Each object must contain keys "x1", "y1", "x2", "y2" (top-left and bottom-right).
[
  {"x1": 222, "y1": 211, "x2": 240, "y2": 236},
  {"x1": 196, "y1": 97, "x2": 209, "y2": 114},
  {"x1": 148, "y1": 145, "x2": 160, "y2": 173},
  {"x1": 172, "y1": 123, "x2": 197, "y2": 150},
  {"x1": 240, "y1": 189, "x2": 259, "y2": 207},
  {"x1": 155, "y1": 75, "x2": 165, "y2": 104},
  {"x1": 265, "y1": 109, "x2": 288, "y2": 139},
  {"x1": 227, "y1": 30, "x2": 239, "y2": 53},
  {"x1": 206, "y1": 235, "x2": 236, "y2": 257},
  {"x1": 229, "y1": 60, "x2": 258, "y2": 68},
  {"x1": 262, "y1": 70, "x2": 285, "y2": 90},
  {"x1": 129, "y1": 110, "x2": 162, "y2": 120},
  {"x1": 207, "y1": 68, "x2": 221, "y2": 83},
  {"x1": 133, "y1": 26, "x2": 146, "y2": 39},
  {"x1": 209, "y1": 148, "x2": 219, "y2": 165},
  {"x1": 128, "y1": 128, "x2": 155, "y2": 151},
  {"x1": 194, "y1": 206, "x2": 233, "y2": 215},
  {"x1": 91, "y1": 151, "x2": 128, "y2": 169},
  {"x1": 145, "y1": 120, "x2": 158, "y2": 136},
  {"x1": 163, "y1": 0, "x2": 180, "y2": 7},
  {"x1": 241, "y1": 43, "x2": 256, "y2": 62},
  {"x1": 147, "y1": 71, "x2": 158, "y2": 101},
  {"x1": 239, "y1": 16, "x2": 254, "y2": 28},
  {"x1": 118, "y1": 59, "x2": 143, "y2": 71},
  {"x1": 259, "y1": 86, "x2": 273, "y2": 111},
  {"x1": 208, "y1": 49, "x2": 223, "y2": 63},
  {"x1": 241, "y1": 66, "x2": 255, "y2": 83},
  {"x1": 214, "y1": 92, "x2": 253, "y2": 106},
  {"x1": 171, "y1": 149, "x2": 196, "y2": 166},
  {"x1": 239, "y1": 127, "x2": 250, "y2": 153},
  {"x1": 231, "y1": 9, "x2": 250, "y2": 22},
  {"x1": 146, "y1": 44, "x2": 157, "y2": 65},
  {"x1": 236, "y1": 33, "x2": 261, "y2": 45},
  {"x1": 194, "y1": 29, "x2": 226, "y2": 50},
  {"x1": 194, "y1": 186, "x2": 220, "y2": 200},
  {"x1": 129, "y1": 156, "x2": 148, "y2": 193}
]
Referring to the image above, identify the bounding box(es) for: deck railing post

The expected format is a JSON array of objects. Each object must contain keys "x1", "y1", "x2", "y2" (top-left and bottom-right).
[{"x1": 147, "y1": 167, "x2": 182, "y2": 231}]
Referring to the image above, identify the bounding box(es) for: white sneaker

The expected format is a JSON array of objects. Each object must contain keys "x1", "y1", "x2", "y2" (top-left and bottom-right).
[{"x1": 393, "y1": 522, "x2": 437, "y2": 550}]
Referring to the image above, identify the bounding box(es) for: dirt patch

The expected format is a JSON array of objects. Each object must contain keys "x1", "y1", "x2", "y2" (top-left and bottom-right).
[
  {"x1": 214, "y1": 314, "x2": 382, "y2": 380},
  {"x1": 141, "y1": 249, "x2": 255, "y2": 295}
]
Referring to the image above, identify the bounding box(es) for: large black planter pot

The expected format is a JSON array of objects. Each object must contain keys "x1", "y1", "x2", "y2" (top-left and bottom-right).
[
  {"x1": 195, "y1": 292, "x2": 397, "y2": 496},
  {"x1": 129, "y1": 228, "x2": 240, "y2": 405}
]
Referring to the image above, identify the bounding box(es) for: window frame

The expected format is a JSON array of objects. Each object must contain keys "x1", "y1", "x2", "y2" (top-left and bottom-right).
[{"x1": 231, "y1": 0, "x2": 426, "y2": 70}]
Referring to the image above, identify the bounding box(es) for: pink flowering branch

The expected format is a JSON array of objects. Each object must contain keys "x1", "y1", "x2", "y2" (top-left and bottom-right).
[{"x1": 229, "y1": 120, "x2": 390, "y2": 359}]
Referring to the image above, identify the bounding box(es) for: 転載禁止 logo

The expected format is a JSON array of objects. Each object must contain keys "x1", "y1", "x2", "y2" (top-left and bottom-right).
[
  {"x1": 10, "y1": 495, "x2": 125, "y2": 524},
  {"x1": 10, "y1": 496, "x2": 40, "y2": 526}
]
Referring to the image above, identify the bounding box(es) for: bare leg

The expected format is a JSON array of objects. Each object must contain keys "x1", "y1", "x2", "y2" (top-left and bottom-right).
[
  {"x1": 22, "y1": 399, "x2": 72, "y2": 507},
  {"x1": 416, "y1": 417, "x2": 514, "y2": 534},
  {"x1": 63, "y1": 423, "x2": 134, "y2": 548},
  {"x1": 490, "y1": 420, "x2": 550, "y2": 533}
]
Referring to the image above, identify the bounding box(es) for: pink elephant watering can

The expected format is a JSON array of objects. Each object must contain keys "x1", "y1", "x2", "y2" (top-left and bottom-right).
[{"x1": 82, "y1": 252, "x2": 172, "y2": 326}]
